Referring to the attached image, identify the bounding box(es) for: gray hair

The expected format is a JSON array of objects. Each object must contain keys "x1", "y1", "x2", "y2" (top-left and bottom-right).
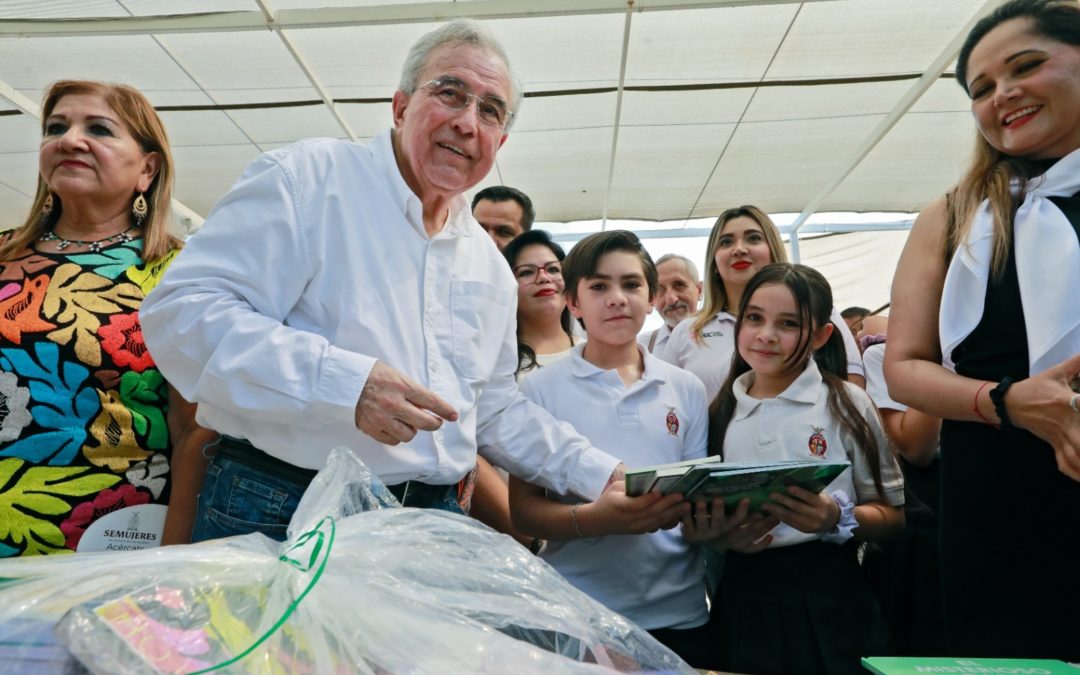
[
  {"x1": 399, "y1": 19, "x2": 522, "y2": 126},
  {"x1": 655, "y1": 253, "x2": 700, "y2": 283}
]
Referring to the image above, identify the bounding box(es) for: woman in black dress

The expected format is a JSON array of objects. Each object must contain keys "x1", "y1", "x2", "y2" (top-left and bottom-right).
[{"x1": 885, "y1": 0, "x2": 1080, "y2": 659}]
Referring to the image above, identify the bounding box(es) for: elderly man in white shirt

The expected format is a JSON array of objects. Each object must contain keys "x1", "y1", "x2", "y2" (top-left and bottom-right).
[
  {"x1": 639, "y1": 254, "x2": 702, "y2": 354},
  {"x1": 142, "y1": 20, "x2": 651, "y2": 544}
]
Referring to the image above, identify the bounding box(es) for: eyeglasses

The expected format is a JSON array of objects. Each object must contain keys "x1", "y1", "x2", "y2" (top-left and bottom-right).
[
  {"x1": 513, "y1": 262, "x2": 563, "y2": 283},
  {"x1": 421, "y1": 79, "x2": 515, "y2": 129}
]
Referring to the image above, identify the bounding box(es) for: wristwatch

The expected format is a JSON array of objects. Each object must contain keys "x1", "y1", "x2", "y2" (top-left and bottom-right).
[{"x1": 989, "y1": 377, "x2": 1017, "y2": 429}]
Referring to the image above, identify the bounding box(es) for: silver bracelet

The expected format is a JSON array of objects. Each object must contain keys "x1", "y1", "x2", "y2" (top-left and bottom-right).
[{"x1": 570, "y1": 502, "x2": 585, "y2": 538}]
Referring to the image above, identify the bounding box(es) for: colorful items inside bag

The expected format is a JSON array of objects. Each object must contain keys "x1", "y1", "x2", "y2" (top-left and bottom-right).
[{"x1": 0, "y1": 448, "x2": 692, "y2": 674}]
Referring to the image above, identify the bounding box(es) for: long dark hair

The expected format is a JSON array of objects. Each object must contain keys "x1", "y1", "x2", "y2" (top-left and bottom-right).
[
  {"x1": 708, "y1": 263, "x2": 887, "y2": 497},
  {"x1": 503, "y1": 229, "x2": 575, "y2": 374}
]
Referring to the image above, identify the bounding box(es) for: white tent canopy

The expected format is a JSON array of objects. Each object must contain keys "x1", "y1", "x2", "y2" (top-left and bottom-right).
[{"x1": 0, "y1": 0, "x2": 997, "y2": 308}]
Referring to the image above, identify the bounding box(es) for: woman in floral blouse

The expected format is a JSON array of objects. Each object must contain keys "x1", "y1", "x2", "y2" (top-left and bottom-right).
[{"x1": 0, "y1": 80, "x2": 213, "y2": 555}]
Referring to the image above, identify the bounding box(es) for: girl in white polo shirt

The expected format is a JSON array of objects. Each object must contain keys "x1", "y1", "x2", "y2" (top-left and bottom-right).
[
  {"x1": 657, "y1": 205, "x2": 864, "y2": 401},
  {"x1": 509, "y1": 230, "x2": 711, "y2": 667},
  {"x1": 685, "y1": 263, "x2": 905, "y2": 675}
]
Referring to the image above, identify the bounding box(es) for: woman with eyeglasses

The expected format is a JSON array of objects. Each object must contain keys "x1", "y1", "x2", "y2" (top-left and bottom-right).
[
  {"x1": 505, "y1": 229, "x2": 578, "y2": 375},
  {"x1": 468, "y1": 229, "x2": 578, "y2": 552}
]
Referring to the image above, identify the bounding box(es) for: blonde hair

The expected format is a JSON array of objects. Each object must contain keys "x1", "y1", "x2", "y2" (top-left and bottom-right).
[
  {"x1": 690, "y1": 205, "x2": 788, "y2": 344},
  {"x1": 0, "y1": 80, "x2": 180, "y2": 263}
]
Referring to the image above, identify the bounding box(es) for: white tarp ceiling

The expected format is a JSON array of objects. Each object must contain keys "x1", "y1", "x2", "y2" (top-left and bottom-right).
[{"x1": 0, "y1": 0, "x2": 994, "y2": 235}]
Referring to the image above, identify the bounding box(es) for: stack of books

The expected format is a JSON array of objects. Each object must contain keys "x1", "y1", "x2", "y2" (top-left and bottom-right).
[{"x1": 626, "y1": 457, "x2": 850, "y2": 511}]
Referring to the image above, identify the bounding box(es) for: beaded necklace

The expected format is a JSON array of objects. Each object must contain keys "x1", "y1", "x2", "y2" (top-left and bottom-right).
[{"x1": 39, "y1": 226, "x2": 137, "y2": 253}]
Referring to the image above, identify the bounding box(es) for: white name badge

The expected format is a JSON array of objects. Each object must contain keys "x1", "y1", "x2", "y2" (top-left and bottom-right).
[{"x1": 76, "y1": 504, "x2": 167, "y2": 553}]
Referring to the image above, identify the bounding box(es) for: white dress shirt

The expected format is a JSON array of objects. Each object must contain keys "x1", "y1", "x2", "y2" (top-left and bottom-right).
[
  {"x1": 654, "y1": 312, "x2": 738, "y2": 402},
  {"x1": 637, "y1": 322, "x2": 674, "y2": 354},
  {"x1": 862, "y1": 343, "x2": 906, "y2": 412},
  {"x1": 723, "y1": 359, "x2": 905, "y2": 548},
  {"x1": 521, "y1": 344, "x2": 709, "y2": 630},
  {"x1": 141, "y1": 131, "x2": 618, "y2": 499},
  {"x1": 656, "y1": 307, "x2": 864, "y2": 402}
]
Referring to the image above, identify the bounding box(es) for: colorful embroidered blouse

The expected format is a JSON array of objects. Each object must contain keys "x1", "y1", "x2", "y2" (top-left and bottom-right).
[{"x1": 0, "y1": 232, "x2": 178, "y2": 556}]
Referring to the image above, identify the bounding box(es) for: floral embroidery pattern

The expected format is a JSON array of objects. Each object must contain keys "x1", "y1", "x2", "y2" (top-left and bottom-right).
[
  {"x1": 0, "y1": 458, "x2": 120, "y2": 556},
  {"x1": 68, "y1": 243, "x2": 142, "y2": 280},
  {"x1": 0, "y1": 342, "x2": 100, "y2": 465},
  {"x1": 42, "y1": 263, "x2": 143, "y2": 368},
  {"x1": 0, "y1": 372, "x2": 32, "y2": 442},
  {"x1": 0, "y1": 282, "x2": 19, "y2": 302},
  {"x1": 119, "y1": 369, "x2": 168, "y2": 450},
  {"x1": 0, "y1": 249, "x2": 57, "y2": 283},
  {"x1": 0, "y1": 233, "x2": 174, "y2": 556},
  {"x1": 84, "y1": 390, "x2": 152, "y2": 472},
  {"x1": 60, "y1": 483, "x2": 149, "y2": 550},
  {"x1": 0, "y1": 275, "x2": 56, "y2": 344},
  {"x1": 127, "y1": 453, "x2": 168, "y2": 499},
  {"x1": 126, "y1": 248, "x2": 179, "y2": 296},
  {"x1": 99, "y1": 312, "x2": 154, "y2": 372}
]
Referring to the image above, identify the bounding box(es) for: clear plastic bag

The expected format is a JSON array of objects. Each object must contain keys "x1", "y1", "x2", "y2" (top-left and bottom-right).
[{"x1": 0, "y1": 448, "x2": 694, "y2": 674}]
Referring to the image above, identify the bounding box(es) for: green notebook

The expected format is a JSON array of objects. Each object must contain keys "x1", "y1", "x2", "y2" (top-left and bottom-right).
[
  {"x1": 683, "y1": 460, "x2": 849, "y2": 511},
  {"x1": 626, "y1": 458, "x2": 849, "y2": 513},
  {"x1": 862, "y1": 656, "x2": 1079, "y2": 674}
]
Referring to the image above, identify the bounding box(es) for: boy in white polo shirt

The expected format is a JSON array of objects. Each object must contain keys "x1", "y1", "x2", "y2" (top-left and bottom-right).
[{"x1": 508, "y1": 230, "x2": 710, "y2": 667}]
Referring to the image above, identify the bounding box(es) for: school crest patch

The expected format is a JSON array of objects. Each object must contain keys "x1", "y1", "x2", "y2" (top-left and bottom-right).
[
  {"x1": 808, "y1": 426, "x2": 827, "y2": 457},
  {"x1": 665, "y1": 406, "x2": 680, "y2": 437}
]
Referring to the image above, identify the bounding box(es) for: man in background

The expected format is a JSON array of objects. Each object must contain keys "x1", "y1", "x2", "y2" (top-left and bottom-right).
[
  {"x1": 472, "y1": 185, "x2": 534, "y2": 250},
  {"x1": 841, "y1": 305, "x2": 871, "y2": 334},
  {"x1": 640, "y1": 254, "x2": 702, "y2": 353}
]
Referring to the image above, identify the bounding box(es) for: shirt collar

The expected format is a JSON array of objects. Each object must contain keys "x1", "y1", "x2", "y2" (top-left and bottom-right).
[
  {"x1": 732, "y1": 371, "x2": 761, "y2": 421},
  {"x1": 732, "y1": 358, "x2": 824, "y2": 420},
  {"x1": 567, "y1": 342, "x2": 666, "y2": 387},
  {"x1": 701, "y1": 312, "x2": 736, "y2": 332},
  {"x1": 371, "y1": 129, "x2": 474, "y2": 238},
  {"x1": 779, "y1": 358, "x2": 825, "y2": 404}
]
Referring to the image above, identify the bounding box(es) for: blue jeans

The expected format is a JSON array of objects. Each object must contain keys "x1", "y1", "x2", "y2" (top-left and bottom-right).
[
  {"x1": 191, "y1": 451, "x2": 465, "y2": 543},
  {"x1": 191, "y1": 454, "x2": 307, "y2": 543}
]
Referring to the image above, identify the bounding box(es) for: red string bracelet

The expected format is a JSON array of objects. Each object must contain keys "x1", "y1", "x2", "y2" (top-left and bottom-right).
[{"x1": 972, "y1": 380, "x2": 998, "y2": 427}]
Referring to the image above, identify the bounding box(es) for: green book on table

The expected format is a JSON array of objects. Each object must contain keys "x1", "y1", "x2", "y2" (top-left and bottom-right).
[
  {"x1": 625, "y1": 458, "x2": 849, "y2": 512},
  {"x1": 861, "y1": 656, "x2": 1079, "y2": 674}
]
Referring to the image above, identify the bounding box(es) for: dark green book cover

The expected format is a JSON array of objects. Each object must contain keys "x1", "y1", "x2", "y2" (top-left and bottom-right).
[
  {"x1": 861, "y1": 656, "x2": 1078, "y2": 674},
  {"x1": 684, "y1": 461, "x2": 849, "y2": 511}
]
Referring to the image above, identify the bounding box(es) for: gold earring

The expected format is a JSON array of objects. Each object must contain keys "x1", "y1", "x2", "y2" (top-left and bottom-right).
[
  {"x1": 40, "y1": 192, "x2": 55, "y2": 222},
  {"x1": 132, "y1": 192, "x2": 148, "y2": 226}
]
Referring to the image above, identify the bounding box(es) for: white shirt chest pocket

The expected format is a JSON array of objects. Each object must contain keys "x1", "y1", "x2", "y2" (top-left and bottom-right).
[{"x1": 449, "y1": 280, "x2": 513, "y2": 380}]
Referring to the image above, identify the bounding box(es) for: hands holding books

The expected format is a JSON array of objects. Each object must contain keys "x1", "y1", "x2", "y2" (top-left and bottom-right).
[
  {"x1": 681, "y1": 497, "x2": 779, "y2": 554},
  {"x1": 575, "y1": 481, "x2": 688, "y2": 537},
  {"x1": 760, "y1": 485, "x2": 840, "y2": 535}
]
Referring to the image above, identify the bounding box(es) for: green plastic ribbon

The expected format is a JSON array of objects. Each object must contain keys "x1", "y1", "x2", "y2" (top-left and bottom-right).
[{"x1": 190, "y1": 516, "x2": 336, "y2": 674}]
